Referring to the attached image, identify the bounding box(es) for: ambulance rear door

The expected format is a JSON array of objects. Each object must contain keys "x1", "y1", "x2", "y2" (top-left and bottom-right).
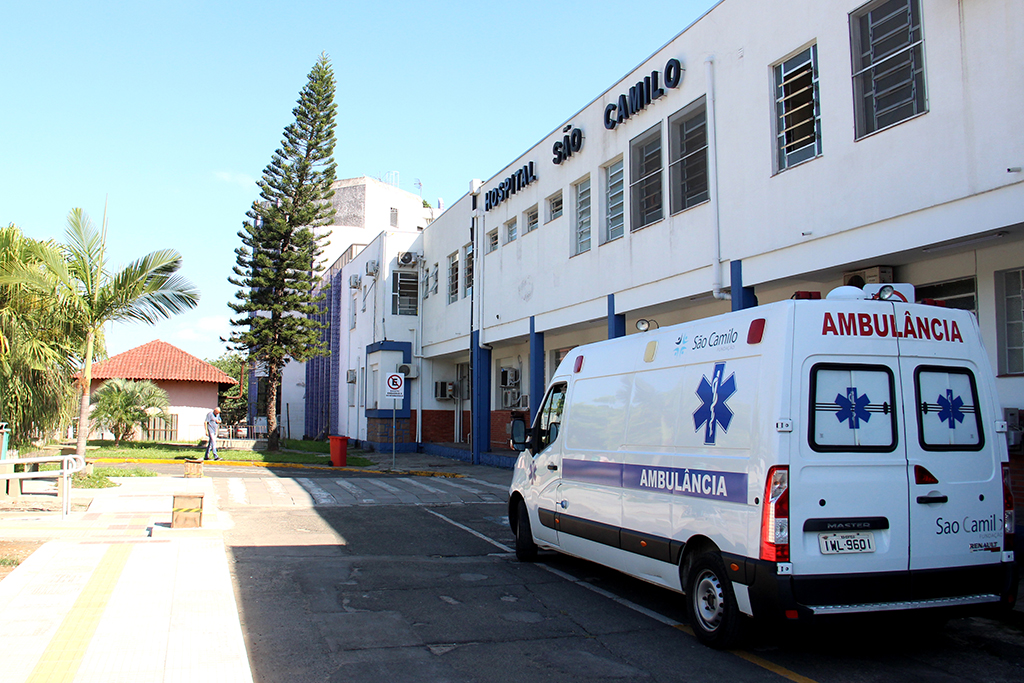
[
  {"x1": 791, "y1": 302, "x2": 911, "y2": 584},
  {"x1": 893, "y1": 306, "x2": 1006, "y2": 583}
]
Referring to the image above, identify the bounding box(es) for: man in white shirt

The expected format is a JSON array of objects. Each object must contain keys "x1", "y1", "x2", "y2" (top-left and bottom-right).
[{"x1": 204, "y1": 407, "x2": 222, "y2": 461}]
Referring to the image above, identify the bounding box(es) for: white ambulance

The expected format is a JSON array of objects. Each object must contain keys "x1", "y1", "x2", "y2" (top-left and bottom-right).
[{"x1": 508, "y1": 286, "x2": 1017, "y2": 648}]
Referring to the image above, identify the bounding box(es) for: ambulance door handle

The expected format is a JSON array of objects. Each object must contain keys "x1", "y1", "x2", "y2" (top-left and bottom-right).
[
  {"x1": 916, "y1": 494, "x2": 948, "y2": 504},
  {"x1": 547, "y1": 464, "x2": 558, "y2": 471}
]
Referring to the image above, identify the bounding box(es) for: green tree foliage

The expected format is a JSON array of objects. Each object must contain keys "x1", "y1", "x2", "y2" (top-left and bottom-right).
[
  {"x1": 3, "y1": 208, "x2": 199, "y2": 457},
  {"x1": 0, "y1": 225, "x2": 78, "y2": 446},
  {"x1": 90, "y1": 378, "x2": 170, "y2": 445},
  {"x1": 206, "y1": 352, "x2": 248, "y2": 427},
  {"x1": 228, "y1": 53, "x2": 337, "y2": 451}
]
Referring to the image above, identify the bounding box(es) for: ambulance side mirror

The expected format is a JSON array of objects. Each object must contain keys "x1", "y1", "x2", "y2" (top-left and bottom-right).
[{"x1": 510, "y1": 418, "x2": 528, "y2": 451}]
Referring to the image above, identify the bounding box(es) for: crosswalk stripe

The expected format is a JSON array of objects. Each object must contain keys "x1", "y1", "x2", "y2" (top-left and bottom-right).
[
  {"x1": 362, "y1": 479, "x2": 403, "y2": 494},
  {"x1": 435, "y1": 479, "x2": 484, "y2": 495},
  {"x1": 297, "y1": 478, "x2": 337, "y2": 505},
  {"x1": 333, "y1": 478, "x2": 376, "y2": 503},
  {"x1": 227, "y1": 477, "x2": 248, "y2": 505},
  {"x1": 398, "y1": 477, "x2": 447, "y2": 495},
  {"x1": 462, "y1": 477, "x2": 509, "y2": 493}
]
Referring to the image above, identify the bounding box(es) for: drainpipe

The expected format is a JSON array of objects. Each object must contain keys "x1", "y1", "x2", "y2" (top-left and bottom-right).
[{"x1": 705, "y1": 56, "x2": 731, "y2": 303}]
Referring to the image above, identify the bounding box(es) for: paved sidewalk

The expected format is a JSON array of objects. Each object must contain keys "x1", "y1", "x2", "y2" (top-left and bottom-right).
[{"x1": 0, "y1": 477, "x2": 252, "y2": 683}]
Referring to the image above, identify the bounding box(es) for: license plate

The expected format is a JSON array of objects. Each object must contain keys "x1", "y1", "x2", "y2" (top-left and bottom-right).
[{"x1": 819, "y1": 532, "x2": 875, "y2": 554}]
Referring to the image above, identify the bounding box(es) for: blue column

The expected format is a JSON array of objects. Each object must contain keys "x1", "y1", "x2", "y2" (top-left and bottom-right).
[
  {"x1": 529, "y1": 317, "x2": 545, "y2": 422},
  {"x1": 607, "y1": 293, "x2": 626, "y2": 339},
  {"x1": 471, "y1": 330, "x2": 491, "y2": 465},
  {"x1": 730, "y1": 260, "x2": 758, "y2": 311}
]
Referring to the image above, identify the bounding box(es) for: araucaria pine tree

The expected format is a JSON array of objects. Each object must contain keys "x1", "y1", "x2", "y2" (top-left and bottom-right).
[{"x1": 228, "y1": 53, "x2": 337, "y2": 451}]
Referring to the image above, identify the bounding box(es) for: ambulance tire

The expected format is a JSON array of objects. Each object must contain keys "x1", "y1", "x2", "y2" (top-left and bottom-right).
[
  {"x1": 686, "y1": 552, "x2": 744, "y2": 649},
  {"x1": 515, "y1": 499, "x2": 538, "y2": 562}
]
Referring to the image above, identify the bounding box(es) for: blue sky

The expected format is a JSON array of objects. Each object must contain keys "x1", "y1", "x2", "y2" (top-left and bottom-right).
[{"x1": 1, "y1": 0, "x2": 715, "y2": 362}]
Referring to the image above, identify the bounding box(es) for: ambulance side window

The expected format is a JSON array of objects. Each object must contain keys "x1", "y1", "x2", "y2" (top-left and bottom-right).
[
  {"x1": 809, "y1": 363, "x2": 897, "y2": 452},
  {"x1": 914, "y1": 366, "x2": 984, "y2": 451},
  {"x1": 536, "y1": 383, "x2": 567, "y2": 452}
]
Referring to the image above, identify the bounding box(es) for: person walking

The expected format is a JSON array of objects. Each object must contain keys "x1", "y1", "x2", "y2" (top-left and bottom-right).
[{"x1": 204, "y1": 407, "x2": 222, "y2": 461}]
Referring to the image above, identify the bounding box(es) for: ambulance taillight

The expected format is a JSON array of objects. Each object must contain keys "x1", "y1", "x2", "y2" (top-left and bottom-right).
[
  {"x1": 760, "y1": 466, "x2": 789, "y2": 562},
  {"x1": 1003, "y1": 463, "x2": 1015, "y2": 552}
]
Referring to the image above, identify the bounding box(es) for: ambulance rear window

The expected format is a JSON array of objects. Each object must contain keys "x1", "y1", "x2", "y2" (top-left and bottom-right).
[
  {"x1": 914, "y1": 366, "x2": 984, "y2": 451},
  {"x1": 809, "y1": 363, "x2": 898, "y2": 452}
]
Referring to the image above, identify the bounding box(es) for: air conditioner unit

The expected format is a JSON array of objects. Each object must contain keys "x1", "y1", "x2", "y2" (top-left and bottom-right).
[
  {"x1": 397, "y1": 363, "x2": 419, "y2": 379},
  {"x1": 366, "y1": 260, "x2": 379, "y2": 277},
  {"x1": 346, "y1": 370, "x2": 357, "y2": 384},
  {"x1": 843, "y1": 266, "x2": 893, "y2": 287},
  {"x1": 434, "y1": 381, "x2": 455, "y2": 400},
  {"x1": 348, "y1": 274, "x2": 361, "y2": 289},
  {"x1": 397, "y1": 251, "x2": 421, "y2": 267},
  {"x1": 500, "y1": 367, "x2": 520, "y2": 387}
]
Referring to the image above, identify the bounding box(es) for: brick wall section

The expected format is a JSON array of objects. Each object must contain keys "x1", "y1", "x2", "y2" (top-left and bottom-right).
[
  {"x1": 421, "y1": 410, "x2": 454, "y2": 442},
  {"x1": 367, "y1": 412, "x2": 417, "y2": 443}
]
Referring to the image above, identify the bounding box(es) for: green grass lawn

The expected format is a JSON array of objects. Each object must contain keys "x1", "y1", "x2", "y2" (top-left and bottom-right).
[{"x1": 84, "y1": 440, "x2": 374, "y2": 467}]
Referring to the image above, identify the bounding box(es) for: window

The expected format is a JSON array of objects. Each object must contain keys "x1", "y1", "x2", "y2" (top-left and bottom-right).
[
  {"x1": 535, "y1": 383, "x2": 567, "y2": 452},
  {"x1": 605, "y1": 160, "x2": 624, "y2": 242},
  {"x1": 391, "y1": 272, "x2": 417, "y2": 315},
  {"x1": 810, "y1": 363, "x2": 897, "y2": 452},
  {"x1": 505, "y1": 217, "x2": 517, "y2": 243},
  {"x1": 630, "y1": 125, "x2": 663, "y2": 230},
  {"x1": 349, "y1": 294, "x2": 357, "y2": 328},
  {"x1": 916, "y1": 277, "x2": 976, "y2": 314},
  {"x1": 915, "y1": 366, "x2": 983, "y2": 451},
  {"x1": 464, "y1": 243, "x2": 474, "y2": 298},
  {"x1": 524, "y1": 205, "x2": 539, "y2": 234},
  {"x1": 668, "y1": 101, "x2": 709, "y2": 213},
  {"x1": 774, "y1": 46, "x2": 821, "y2": 170},
  {"x1": 487, "y1": 229, "x2": 499, "y2": 253},
  {"x1": 999, "y1": 268, "x2": 1024, "y2": 374},
  {"x1": 574, "y1": 177, "x2": 591, "y2": 254},
  {"x1": 548, "y1": 192, "x2": 563, "y2": 222},
  {"x1": 447, "y1": 252, "x2": 459, "y2": 304},
  {"x1": 430, "y1": 263, "x2": 439, "y2": 296},
  {"x1": 390, "y1": 207, "x2": 399, "y2": 228},
  {"x1": 850, "y1": 0, "x2": 927, "y2": 138}
]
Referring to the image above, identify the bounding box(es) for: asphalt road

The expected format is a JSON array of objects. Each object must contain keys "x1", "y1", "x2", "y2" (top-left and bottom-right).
[{"x1": 212, "y1": 468, "x2": 1024, "y2": 683}]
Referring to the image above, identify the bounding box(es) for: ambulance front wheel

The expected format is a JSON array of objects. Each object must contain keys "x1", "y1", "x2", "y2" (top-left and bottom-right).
[
  {"x1": 685, "y1": 552, "x2": 744, "y2": 649},
  {"x1": 515, "y1": 499, "x2": 538, "y2": 562}
]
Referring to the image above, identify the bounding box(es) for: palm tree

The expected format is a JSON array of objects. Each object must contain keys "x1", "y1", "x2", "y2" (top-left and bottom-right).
[
  {"x1": 90, "y1": 379, "x2": 170, "y2": 445},
  {"x1": 0, "y1": 225, "x2": 79, "y2": 445},
  {"x1": 2, "y1": 208, "x2": 199, "y2": 456}
]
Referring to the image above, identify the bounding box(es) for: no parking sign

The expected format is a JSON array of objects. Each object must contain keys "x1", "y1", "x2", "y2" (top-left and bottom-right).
[{"x1": 384, "y1": 372, "x2": 405, "y2": 400}]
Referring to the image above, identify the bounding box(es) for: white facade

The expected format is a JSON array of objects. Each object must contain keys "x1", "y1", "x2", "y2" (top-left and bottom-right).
[{"x1": 419, "y1": 0, "x2": 1024, "y2": 421}]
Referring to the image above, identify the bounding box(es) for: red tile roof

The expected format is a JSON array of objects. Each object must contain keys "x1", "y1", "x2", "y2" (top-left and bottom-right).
[{"x1": 88, "y1": 340, "x2": 238, "y2": 385}]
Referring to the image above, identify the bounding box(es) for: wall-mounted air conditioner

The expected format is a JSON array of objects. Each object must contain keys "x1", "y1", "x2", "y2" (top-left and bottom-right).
[
  {"x1": 397, "y1": 252, "x2": 421, "y2": 267},
  {"x1": 366, "y1": 260, "x2": 379, "y2": 277},
  {"x1": 434, "y1": 381, "x2": 455, "y2": 400},
  {"x1": 348, "y1": 274, "x2": 361, "y2": 289},
  {"x1": 397, "y1": 363, "x2": 419, "y2": 379},
  {"x1": 843, "y1": 266, "x2": 893, "y2": 287},
  {"x1": 346, "y1": 370, "x2": 357, "y2": 384},
  {"x1": 500, "y1": 367, "x2": 520, "y2": 387}
]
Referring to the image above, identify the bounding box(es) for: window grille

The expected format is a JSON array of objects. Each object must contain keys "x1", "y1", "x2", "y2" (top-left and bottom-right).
[
  {"x1": 605, "y1": 160, "x2": 624, "y2": 242},
  {"x1": 506, "y1": 218, "x2": 517, "y2": 243},
  {"x1": 391, "y1": 271, "x2": 418, "y2": 315},
  {"x1": 574, "y1": 177, "x2": 591, "y2": 254},
  {"x1": 851, "y1": 0, "x2": 927, "y2": 138},
  {"x1": 548, "y1": 193, "x2": 563, "y2": 221},
  {"x1": 525, "y1": 206, "x2": 539, "y2": 234},
  {"x1": 447, "y1": 252, "x2": 459, "y2": 304},
  {"x1": 630, "y1": 126, "x2": 663, "y2": 230},
  {"x1": 669, "y1": 101, "x2": 709, "y2": 213},
  {"x1": 775, "y1": 46, "x2": 821, "y2": 169},
  {"x1": 464, "y1": 243, "x2": 474, "y2": 298}
]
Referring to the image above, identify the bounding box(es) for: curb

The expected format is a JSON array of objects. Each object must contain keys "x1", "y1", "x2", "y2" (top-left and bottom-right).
[{"x1": 91, "y1": 458, "x2": 466, "y2": 479}]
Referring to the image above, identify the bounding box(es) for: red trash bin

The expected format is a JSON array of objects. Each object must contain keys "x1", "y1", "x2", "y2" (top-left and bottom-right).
[{"x1": 329, "y1": 436, "x2": 348, "y2": 467}]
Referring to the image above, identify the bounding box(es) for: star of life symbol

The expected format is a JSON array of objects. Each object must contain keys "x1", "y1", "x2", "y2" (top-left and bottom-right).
[
  {"x1": 693, "y1": 362, "x2": 736, "y2": 445},
  {"x1": 936, "y1": 389, "x2": 965, "y2": 429},
  {"x1": 527, "y1": 458, "x2": 538, "y2": 484},
  {"x1": 835, "y1": 387, "x2": 871, "y2": 429}
]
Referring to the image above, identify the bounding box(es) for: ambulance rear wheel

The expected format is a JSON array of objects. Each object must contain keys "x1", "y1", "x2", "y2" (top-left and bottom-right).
[
  {"x1": 686, "y1": 553, "x2": 743, "y2": 649},
  {"x1": 515, "y1": 499, "x2": 538, "y2": 562}
]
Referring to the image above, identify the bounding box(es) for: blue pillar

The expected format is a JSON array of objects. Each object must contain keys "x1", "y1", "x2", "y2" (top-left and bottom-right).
[
  {"x1": 730, "y1": 260, "x2": 758, "y2": 311},
  {"x1": 607, "y1": 294, "x2": 626, "y2": 339},
  {"x1": 529, "y1": 317, "x2": 545, "y2": 423},
  {"x1": 471, "y1": 330, "x2": 491, "y2": 465}
]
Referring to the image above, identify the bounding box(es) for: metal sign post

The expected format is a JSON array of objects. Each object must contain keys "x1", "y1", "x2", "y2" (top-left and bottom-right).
[{"x1": 384, "y1": 373, "x2": 405, "y2": 470}]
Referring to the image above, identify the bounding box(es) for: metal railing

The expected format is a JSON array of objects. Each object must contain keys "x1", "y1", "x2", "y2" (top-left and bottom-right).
[{"x1": 1, "y1": 453, "x2": 87, "y2": 518}]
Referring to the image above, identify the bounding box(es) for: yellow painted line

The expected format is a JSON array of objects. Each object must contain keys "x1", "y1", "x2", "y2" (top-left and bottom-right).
[
  {"x1": 672, "y1": 625, "x2": 819, "y2": 683},
  {"x1": 26, "y1": 543, "x2": 132, "y2": 683}
]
